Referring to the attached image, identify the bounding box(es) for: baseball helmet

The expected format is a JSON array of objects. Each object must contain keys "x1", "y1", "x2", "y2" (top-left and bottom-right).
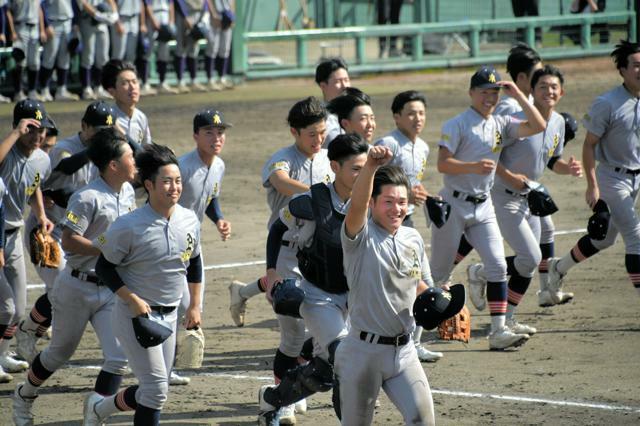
[
  {"x1": 11, "y1": 39, "x2": 26, "y2": 62},
  {"x1": 156, "y1": 24, "x2": 176, "y2": 43},
  {"x1": 526, "y1": 181, "x2": 558, "y2": 217},
  {"x1": 425, "y1": 196, "x2": 451, "y2": 228},
  {"x1": 413, "y1": 284, "x2": 466, "y2": 330},
  {"x1": 587, "y1": 199, "x2": 610, "y2": 241},
  {"x1": 271, "y1": 278, "x2": 304, "y2": 319},
  {"x1": 131, "y1": 313, "x2": 173, "y2": 348},
  {"x1": 189, "y1": 22, "x2": 210, "y2": 41},
  {"x1": 560, "y1": 112, "x2": 578, "y2": 145}
]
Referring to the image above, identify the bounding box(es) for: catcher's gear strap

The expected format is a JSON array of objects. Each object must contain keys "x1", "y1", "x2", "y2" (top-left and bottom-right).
[
  {"x1": 204, "y1": 197, "x2": 223, "y2": 224},
  {"x1": 266, "y1": 218, "x2": 287, "y2": 269},
  {"x1": 95, "y1": 254, "x2": 126, "y2": 293},
  {"x1": 54, "y1": 150, "x2": 90, "y2": 175},
  {"x1": 186, "y1": 253, "x2": 202, "y2": 283},
  {"x1": 0, "y1": 203, "x2": 4, "y2": 249}
]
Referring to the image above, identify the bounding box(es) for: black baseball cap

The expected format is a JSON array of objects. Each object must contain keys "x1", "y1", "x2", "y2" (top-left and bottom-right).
[
  {"x1": 46, "y1": 115, "x2": 59, "y2": 137},
  {"x1": 470, "y1": 66, "x2": 502, "y2": 89},
  {"x1": 82, "y1": 101, "x2": 115, "y2": 128},
  {"x1": 13, "y1": 99, "x2": 55, "y2": 128},
  {"x1": 193, "y1": 109, "x2": 232, "y2": 133}
]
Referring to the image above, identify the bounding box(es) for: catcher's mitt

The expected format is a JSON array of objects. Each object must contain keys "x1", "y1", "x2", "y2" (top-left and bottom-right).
[
  {"x1": 29, "y1": 227, "x2": 61, "y2": 269},
  {"x1": 175, "y1": 326, "x2": 205, "y2": 369},
  {"x1": 438, "y1": 305, "x2": 471, "y2": 343}
]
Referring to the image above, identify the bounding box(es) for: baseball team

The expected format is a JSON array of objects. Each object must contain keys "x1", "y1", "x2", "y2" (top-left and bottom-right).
[{"x1": 0, "y1": 38, "x2": 639, "y2": 426}]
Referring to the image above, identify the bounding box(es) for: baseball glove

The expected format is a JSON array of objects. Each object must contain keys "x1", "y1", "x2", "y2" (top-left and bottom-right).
[
  {"x1": 437, "y1": 305, "x2": 471, "y2": 343},
  {"x1": 175, "y1": 327, "x2": 205, "y2": 369},
  {"x1": 29, "y1": 227, "x2": 61, "y2": 269}
]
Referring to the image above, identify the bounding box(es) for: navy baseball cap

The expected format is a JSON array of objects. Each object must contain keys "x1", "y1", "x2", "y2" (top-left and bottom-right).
[
  {"x1": 82, "y1": 101, "x2": 115, "y2": 128},
  {"x1": 13, "y1": 99, "x2": 55, "y2": 128},
  {"x1": 193, "y1": 109, "x2": 233, "y2": 133},
  {"x1": 470, "y1": 66, "x2": 502, "y2": 89}
]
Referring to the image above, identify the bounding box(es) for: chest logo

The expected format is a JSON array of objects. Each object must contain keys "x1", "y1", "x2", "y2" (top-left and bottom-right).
[
  {"x1": 548, "y1": 133, "x2": 560, "y2": 157},
  {"x1": 416, "y1": 158, "x2": 427, "y2": 181},
  {"x1": 181, "y1": 232, "x2": 195, "y2": 262},
  {"x1": 26, "y1": 172, "x2": 41, "y2": 196},
  {"x1": 97, "y1": 234, "x2": 106, "y2": 245},
  {"x1": 408, "y1": 249, "x2": 421, "y2": 279},
  {"x1": 492, "y1": 130, "x2": 502, "y2": 153}
]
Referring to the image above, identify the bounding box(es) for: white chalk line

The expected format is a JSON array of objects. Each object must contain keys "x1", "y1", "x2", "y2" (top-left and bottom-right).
[
  {"x1": 26, "y1": 228, "x2": 587, "y2": 291},
  {"x1": 66, "y1": 364, "x2": 639, "y2": 413}
]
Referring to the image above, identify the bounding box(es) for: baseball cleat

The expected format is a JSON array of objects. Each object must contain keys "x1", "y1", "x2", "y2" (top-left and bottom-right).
[
  {"x1": 0, "y1": 364, "x2": 13, "y2": 383},
  {"x1": 0, "y1": 353, "x2": 29, "y2": 372},
  {"x1": 140, "y1": 82, "x2": 158, "y2": 96},
  {"x1": 158, "y1": 82, "x2": 179, "y2": 94},
  {"x1": 83, "y1": 391, "x2": 106, "y2": 426},
  {"x1": 488, "y1": 327, "x2": 529, "y2": 350},
  {"x1": 82, "y1": 87, "x2": 97, "y2": 100},
  {"x1": 415, "y1": 344, "x2": 443, "y2": 362},
  {"x1": 13, "y1": 383, "x2": 37, "y2": 426},
  {"x1": 546, "y1": 258, "x2": 570, "y2": 304},
  {"x1": 207, "y1": 79, "x2": 224, "y2": 91},
  {"x1": 537, "y1": 289, "x2": 574, "y2": 307},
  {"x1": 55, "y1": 87, "x2": 80, "y2": 101},
  {"x1": 220, "y1": 77, "x2": 235, "y2": 89},
  {"x1": 177, "y1": 82, "x2": 191, "y2": 93},
  {"x1": 506, "y1": 318, "x2": 537, "y2": 335},
  {"x1": 16, "y1": 321, "x2": 39, "y2": 363},
  {"x1": 189, "y1": 81, "x2": 207, "y2": 92},
  {"x1": 169, "y1": 370, "x2": 191, "y2": 386},
  {"x1": 40, "y1": 90, "x2": 54, "y2": 102},
  {"x1": 294, "y1": 398, "x2": 307, "y2": 415},
  {"x1": 467, "y1": 263, "x2": 487, "y2": 311},
  {"x1": 229, "y1": 280, "x2": 248, "y2": 327},
  {"x1": 279, "y1": 404, "x2": 296, "y2": 425},
  {"x1": 28, "y1": 90, "x2": 44, "y2": 102}
]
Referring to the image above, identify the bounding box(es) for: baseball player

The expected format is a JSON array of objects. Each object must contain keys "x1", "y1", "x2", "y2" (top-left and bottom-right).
[
  {"x1": 258, "y1": 133, "x2": 369, "y2": 425},
  {"x1": 337, "y1": 147, "x2": 435, "y2": 425},
  {"x1": 0, "y1": 177, "x2": 16, "y2": 383},
  {"x1": 16, "y1": 101, "x2": 114, "y2": 363},
  {"x1": 373, "y1": 90, "x2": 442, "y2": 362},
  {"x1": 429, "y1": 66, "x2": 546, "y2": 350},
  {"x1": 12, "y1": 127, "x2": 136, "y2": 426},
  {"x1": 327, "y1": 92, "x2": 376, "y2": 144},
  {"x1": 316, "y1": 58, "x2": 351, "y2": 147},
  {"x1": 102, "y1": 59, "x2": 152, "y2": 145},
  {"x1": 204, "y1": 0, "x2": 234, "y2": 90},
  {"x1": 6, "y1": 0, "x2": 47, "y2": 101},
  {"x1": 546, "y1": 41, "x2": 640, "y2": 301},
  {"x1": 89, "y1": 143, "x2": 202, "y2": 425},
  {"x1": 110, "y1": 0, "x2": 144, "y2": 63},
  {"x1": 467, "y1": 65, "x2": 582, "y2": 335},
  {"x1": 0, "y1": 100, "x2": 53, "y2": 374},
  {"x1": 141, "y1": 0, "x2": 176, "y2": 94},
  {"x1": 0, "y1": 1, "x2": 11, "y2": 103},
  {"x1": 172, "y1": 0, "x2": 209, "y2": 92},
  {"x1": 38, "y1": 0, "x2": 79, "y2": 101},
  {"x1": 75, "y1": 0, "x2": 118, "y2": 100}
]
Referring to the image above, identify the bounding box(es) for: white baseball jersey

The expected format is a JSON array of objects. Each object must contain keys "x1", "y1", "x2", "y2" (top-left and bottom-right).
[
  {"x1": 62, "y1": 177, "x2": 135, "y2": 273},
  {"x1": 322, "y1": 113, "x2": 342, "y2": 148},
  {"x1": 112, "y1": 104, "x2": 152, "y2": 145},
  {"x1": 178, "y1": 150, "x2": 224, "y2": 223}
]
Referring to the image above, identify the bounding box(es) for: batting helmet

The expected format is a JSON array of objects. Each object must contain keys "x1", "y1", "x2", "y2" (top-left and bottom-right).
[
  {"x1": 587, "y1": 199, "x2": 610, "y2": 241},
  {"x1": 413, "y1": 284, "x2": 466, "y2": 330},
  {"x1": 527, "y1": 181, "x2": 558, "y2": 217},
  {"x1": 271, "y1": 278, "x2": 304, "y2": 318},
  {"x1": 156, "y1": 24, "x2": 176, "y2": 42},
  {"x1": 560, "y1": 112, "x2": 578, "y2": 145}
]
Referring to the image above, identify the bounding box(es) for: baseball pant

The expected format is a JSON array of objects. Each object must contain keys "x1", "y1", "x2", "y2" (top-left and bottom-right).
[
  {"x1": 205, "y1": 26, "x2": 230, "y2": 59},
  {"x1": 492, "y1": 189, "x2": 542, "y2": 278},
  {"x1": 41, "y1": 19, "x2": 72, "y2": 70},
  {"x1": 430, "y1": 188, "x2": 507, "y2": 284},
  {"x1": 15, "y1": 23, "x2": 40, "y2": 70},
  {"x1": 0, "y1": 275, "x2": 16, "y2": 325},
  {"x1": 335, "y1": 331, "x2": 435, "y2": 426},
  {"x1": 539, "y1": 215, "x2": 555, "y2": 246},
  {"x1": 40, "y1": 269, "x2": 127, "y2": 374},
  {"x1": 79, "y1": 18, "x2": 110, "y2": 69},
  {"x1": 113, "y1": 299, "x2": 177, "y2": 410},
  {"x1": 110, "y1": 14, "x2": 140, "y2": 62},
  {"x1": 144, "y1": 11, "x2": 170, "y2": 62},
  {"x1": 2, "y1": 230, "x2": 28, "y2": 325}
]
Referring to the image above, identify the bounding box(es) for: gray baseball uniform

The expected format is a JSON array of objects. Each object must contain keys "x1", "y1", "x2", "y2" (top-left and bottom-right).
[
  {"x1": 336, "y1": 219, "x2": 435, "y2": 425},
  {"x1": 112, "y1": 104, "x2": 152, "y2": 145},
  {"x1": 76, "y1": 0, "x2": 110, "y2": 70},
  {"x1": 322, "y1": 112, "x2": 342, "y2": 148},
  {"x1": 9, "y1": 0, "x2": 41, "y2": 71},
  {"x1": 0, "y1": 178, "x2": 15, "y2": 328},
  {"x1": 174, "y1": 0, "x2": 207, "y2": 59},
  {"x1": 110, "y1": 0, "x2": 141, "y2": 61},
  {"x1": 41, "y1": 0, "x2": 74, "y2": 71},
  {"x1": 37, "y1": 177, "x2": 135, "y2": 377},
  {"x1": 98, "y1": 203, "x2": 200, "y2": 410},
  {"x1": 144, "y1": 0, "x2": 171, "y2": 62},
  {"x1": 430, "y1": 107, "x2": 520, "y2": 284}
]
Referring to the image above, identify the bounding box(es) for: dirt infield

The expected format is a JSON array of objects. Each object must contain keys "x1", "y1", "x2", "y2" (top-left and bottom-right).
[{"x1": 0, "y1": 56, "x2": 639, "y2": 425}]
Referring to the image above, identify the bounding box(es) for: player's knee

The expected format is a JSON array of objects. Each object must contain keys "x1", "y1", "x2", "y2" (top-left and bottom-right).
[
  {"x1": 515, "y1": 251, "x2": 542, "y2": 278},
  {"x1": 139, "y1": 381, "x2": 169, "y2": 410},
  {"x1": 102, "y1": 358, "x2": 129, "y2": 376},
  {"x1": 484, "y1": 258, "x2": 507, "y2": 282},
  {"x1": 592, "y1": 231, "x2": 617, "y2": 251}
]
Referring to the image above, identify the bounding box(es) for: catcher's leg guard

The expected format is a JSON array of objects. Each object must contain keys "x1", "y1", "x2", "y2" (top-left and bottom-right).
[{"x1": 263, "y1": 356, "x2": 334, "y2": 408}]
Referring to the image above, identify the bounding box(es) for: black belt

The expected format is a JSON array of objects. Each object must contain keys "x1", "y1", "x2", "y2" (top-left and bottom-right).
[
  {"x1": 281, "y1": 240, "x2": 291, "y2": 247},
  {"x1": 505, "y1": 189, "x2": 528, "y2": 198},
  {"x1": 15, "y1": 22, "x2": 36, "y2": 26},
  {"x1": 5, "y1": 228, "x2": 19, "y2": 236},
  {"x1": 149, "y1": 305, "x2": 177, "y2": 314},
  {"x1": 71, "y1": 269, "x2": 101, "y2": 285},
  {"x1": 359, "y1": 331, "x2": 410, "y2": 347},
  {"x1": 614, "y1": 167, "x2": 640, "y2": 175},
  {"x1": 453, "y1": 190, "x2": 487, "y2": 205}
]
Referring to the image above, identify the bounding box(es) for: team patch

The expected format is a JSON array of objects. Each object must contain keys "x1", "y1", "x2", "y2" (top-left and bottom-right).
[
  {"x1": 97, "y1": 234, "x2": 106, "y2": 245},
  {"x1": 269, "y1": 161, "x2": 288, "y2": 172},
  {"x1": 66, "y1": 211, "x2": 79, "y2": 224},
  {"x1": 181, "y1": 233, "x2": 195, "y2": 262},
  {"x1": 492, "y1": 130, "x2": 502, "y2": 153},
  {"x1": 26, "y1": 173, "x2": 41, "y2": 196}
]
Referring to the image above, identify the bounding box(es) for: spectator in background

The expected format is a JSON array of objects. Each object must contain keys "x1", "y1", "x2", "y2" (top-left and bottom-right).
[
  {"x1": 511, "y1": 0, "x2": 542, "y2": 44},
  {"x1": 569, "y1": 0, "x2": 609, "y2": 44},
  {"x1": 377, "y1": 0, "x2": 406, "y2": 58}
]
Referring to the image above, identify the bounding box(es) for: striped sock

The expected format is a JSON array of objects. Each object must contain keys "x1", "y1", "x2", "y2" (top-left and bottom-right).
[
  {"x1": 95, "y1": 385, "x2": 138, "y2": 419},
  {"x1": 453, "y1": 235, "x2": 474, "y2": 265},
  {"x1": 487, "y1": 281, "x2": 508, "y2": 326},
  {"x1": 507, "y1": 274, "x2": 532, "y2": 319},
  {"x1": 625, "y1": 254, "x2": 640, "y2": 295},
  {"x1": 558, "y1": 236, "x2": 600, "y2": 274},
  {"x1": 2, "y1": 324, "x2": 16, "y2": 340},
  {"x1": 239, "y1": 278, "x2": 264, "y2": 299},
  {"x1": 22, "y1": 354, "x2": 53, "y2": 396}
]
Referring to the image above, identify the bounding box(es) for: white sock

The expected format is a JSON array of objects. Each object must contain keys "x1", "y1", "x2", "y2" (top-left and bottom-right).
[
  {"x1": 413, "y1": 326, "x2": 423, "y2": 345},
  {"x1": 239, "y1": 280, "x2": 262, "y2": 299},
  {"x1": 95, "y1": 393, "x2": 121, "y2": 418},
  {"x1": 491, "y1": 315, "x2": 506, "y2": 332},
  {"x1": 506, "y1": 304, "x2": 516, "y2": 320},
  {"x1": 20, "y1": 380, "x2": 39, "y2": 397},
  {"x1": 538, "y1": 272, "x2": 548, "y2": 292},
  {"x1": 556, "y1": 253, "x2": 578, "y2": 275},
  {"x1": 21, "y1": 315, "x2": 38, "y2": 332}
]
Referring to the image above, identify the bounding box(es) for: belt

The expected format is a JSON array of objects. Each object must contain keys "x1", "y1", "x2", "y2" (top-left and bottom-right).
[
  {"x1": 359, "y1": 331, "x2": 410, "y2": 347},
  {"x1": 453, "y1": 190, "x2": 487, "y2": 205},
  {"x1": 149, "y1": 305, "x2": 177, "y2": 314},
  {"x1": 505, "y1": 189, "x2": 528, "y2": 198},
  {"x1": 281, "y1": 240, "x2": 297, "y2": 249},
  {"x1": 614, "y1": 167, "x2": 640, "y2": 175},
  {"x1": 14, "y1": 21, "x2": 36, "y2": 26},
  {"x1": 71, "y1": 269, "x2": 101, "y2": 285},
  {"x1": 5, "y1": 228, "x2": 19, "y2": 236}
]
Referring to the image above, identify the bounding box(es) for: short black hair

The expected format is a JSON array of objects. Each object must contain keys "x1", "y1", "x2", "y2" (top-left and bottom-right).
[
  {"x1": 287, "y1": 96, "x2": 327, "y2": 131},
  {"x1": 506, "y1": 42, "x2": 542, "y2": 82},
  {"x1": 391, "y1": 90, "x2": 427, "y2": 114},
  {"x1": 611, "y1": 40, "x2": 640, "y2": 70},
  {"x1": 87, "y1": 127, "x2": 129, "y2": 172},
  {"x1": 327, "y1": 94, "x2": 370, "y2": 125},
  {"x1": 372, "y1": 165, "x2": 410, "y2": 200},
  {"x1": 135, "y1": 143, "x2": 179, "y2": 188},
  {"x1": 327, "y1": 133, "x2": 369, "y2": 164},
  {"x1": 531, "y1": 64, "x2": 565, "y2": 89},
  {"x1": 315, "y1": 57, "x2": 348, "y2": 84},
  {"x1": 343, "y1": 87, "x2": 371, "y2": 105},
  {"x1": 101, "y1": 59, "x2": 137, "y2": 90}
]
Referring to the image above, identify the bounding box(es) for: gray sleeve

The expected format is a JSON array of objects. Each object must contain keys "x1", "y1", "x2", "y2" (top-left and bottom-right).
[
  {"x1": 439, "y1": 118, "x2": 461, "y2": 153},
  {"x1": 60, "y1": 191, "x2": 94, "y2": 235},
  {"x1": 374, "y1": 137, "x2": 398, "y2": 158},
  {"x1": 340, "y1": 219, "x2": 367, "y2": 253},
  {"x1": 420, "y1": 247, "x2": 434, "y2": 286},
  {"x1": 95, "y1": 218, "x2": 131, "y2": 265},
  {"x1": 583, "y1": 96, "x2": 611, "y2": 138},
  {"x1": 261, "y1": 155, "x2": 291, "y2": 187},
  {"x1": 500, "y1": 114, "x2": 523, "y2": 142}
]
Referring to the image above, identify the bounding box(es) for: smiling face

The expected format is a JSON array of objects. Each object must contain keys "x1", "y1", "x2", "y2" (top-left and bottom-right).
[
  {"x1": 194, "y1": 126, "x2": 226, "y2": 158},
  {"x1": 341, "y1": 105, "x2": 376, "y2": 143},
  {"x1": 145, "y1": 164, "x2": 182, "y2": 210},
  {"x1": 369, "y1": 184, "x2": 408, "y2": 233},
  {"x1": 394, "y1": 100, "x2": 426, "y2": 141},
  {"x1": 110, "y1": 69, "x2": 140, "y2": 108},
  {"x1": 469, "y1": 87, "x2": 500, "y2": 117},
  {"x1": 291, "y1": 120, "x2": 326, "y2": 158},
  {"x1": 620, "y1": 52, "x2": 640, "y2": 93},
  {"x1": 17, "y1": 125, "x2": 46, "y2": 154},
  {"x1": 532, "y1": 74, "x2": 564, "y2": 111}
]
